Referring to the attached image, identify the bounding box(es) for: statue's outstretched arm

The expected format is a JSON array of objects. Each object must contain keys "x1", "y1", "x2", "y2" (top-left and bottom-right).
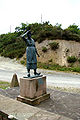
[
  {"x1": 20, "y1": 32, "x2": 27, "y2": 44},
  {"x1": 21, "y1": 32, "x2": 27, "y2": 38}
]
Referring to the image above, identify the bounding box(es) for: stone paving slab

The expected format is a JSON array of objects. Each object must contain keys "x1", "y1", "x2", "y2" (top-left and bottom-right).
[
  {"x1": 36, "y1": 89, "x2": 80, "y2": 120},
  {"x1": 0, "y1": 94, "x2": 72, "y2": 120},
  {"x1": 0, "y1": 87, "x2": 80, "y2": 119},
  {"x1": 28, "y1": 110, "x2": 72, "y2": 120}
]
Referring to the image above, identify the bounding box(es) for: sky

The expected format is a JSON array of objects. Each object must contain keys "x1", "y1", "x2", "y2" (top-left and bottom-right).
[{"x1": 0, "y1": 0, "x2": 80, "y2": 34}]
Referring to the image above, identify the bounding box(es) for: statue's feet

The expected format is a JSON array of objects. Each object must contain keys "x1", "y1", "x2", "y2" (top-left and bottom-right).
[
  {"x1": 27, "y1": 73, "x2": 30, "y2": 77},
  {"x1": 34, "y1": 72, "x2": 41, "y2": 76}
]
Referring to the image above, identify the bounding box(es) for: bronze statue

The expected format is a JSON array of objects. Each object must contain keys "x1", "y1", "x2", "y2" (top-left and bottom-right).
[{"x1": 21, "y1": 30, "x2": 40, "y2": 77}]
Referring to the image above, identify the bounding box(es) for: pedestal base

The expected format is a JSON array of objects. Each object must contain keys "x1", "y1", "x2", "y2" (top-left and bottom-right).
[{"x1": 17, "y1": 93, "x2": 50, "y2": 105}]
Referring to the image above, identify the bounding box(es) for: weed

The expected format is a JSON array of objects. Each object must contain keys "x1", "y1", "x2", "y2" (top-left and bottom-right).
[
  {"x1": 49, "y1": 42, "x2": 59, "y2": 50},
  {"x1": 42, "y1": 46, "x2": 47, "y2": 52},
  {"x1": 37, "y1": 62, "x2": 80, "y2": 73},
  {"x1": 67, "y1": 56, "x2": 77, "y2": 63},
  {"x1": 0, "y1": 81, "x2": 10, "y2": 89}
]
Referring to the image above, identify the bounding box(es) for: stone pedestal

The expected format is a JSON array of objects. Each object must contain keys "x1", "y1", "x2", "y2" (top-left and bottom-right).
[{"x1": 17, "y1": 76, "x2": 50, "y2": 105}]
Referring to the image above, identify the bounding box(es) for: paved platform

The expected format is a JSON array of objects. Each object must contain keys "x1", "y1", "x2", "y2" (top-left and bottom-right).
[
  {"x1": 0, "y1": 94, "x2": 72, "y2": 120},
  {"x1": 0, "y1": 87, "x2": 80, "y2": 120}
]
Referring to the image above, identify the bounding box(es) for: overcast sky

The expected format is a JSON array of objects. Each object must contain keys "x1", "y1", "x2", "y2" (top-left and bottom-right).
[{"x1": 0, "y1": 0, "x2": 80, "y2": 34}]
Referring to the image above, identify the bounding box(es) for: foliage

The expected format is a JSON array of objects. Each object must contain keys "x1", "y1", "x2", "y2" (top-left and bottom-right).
[
  {"x1": 0, "y1": 22, "x2": 80, "y2": 59},
  {"x1": 20, "y1": 60, "x2": 26, "y2": 65},
  {"x1": 49, "y1": 42, "x2": 59, "y2": 50},
  {"x1": 15, "y1": 22, "x2": 80, "y2": 43},
  {"x1": 0, "y1": 33, "x2": 26, "y2": 59},
  {"x1": 71, "y1": 67, "x2": 80, "y2": 72},
  {"x1": 67, "y1": 56, "x2": 77, "y2": 63},
  {"x1": 42, "y1": 46, "x2": 47, "y2": 52},
  {"x1": 62, "y1": 24, "x2": 80, "y2": 42},
  {"x1": 66, "y1": 24, "x2": 80, "y2": 34},
  {"x1": 78, "y1": 58, "x2": 80, "y2": 63},
  {"x1": 0, "y1": 81, "x2": 10, "y2": 89},
  {"x1": 37, "y1": 62, "x2": 80, "y2": 73}
]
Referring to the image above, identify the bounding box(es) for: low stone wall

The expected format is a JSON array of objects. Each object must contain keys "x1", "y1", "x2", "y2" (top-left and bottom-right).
[
  {"x1": 0, "y1": 111, "x2": 8, "y2": 120},
  {"x1": 0, "y1": 111, "x2": 17, "y2": 120}
]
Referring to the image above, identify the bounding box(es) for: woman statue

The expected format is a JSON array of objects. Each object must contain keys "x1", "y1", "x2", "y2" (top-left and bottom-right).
[{"x1": 21, "y1": 30, "x2": 40, "y2": 77}]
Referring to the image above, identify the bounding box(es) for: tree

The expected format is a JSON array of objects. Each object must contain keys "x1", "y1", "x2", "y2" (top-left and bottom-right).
[{"x1": 66, "y1": 24, "x2": 79, "y2": 34}]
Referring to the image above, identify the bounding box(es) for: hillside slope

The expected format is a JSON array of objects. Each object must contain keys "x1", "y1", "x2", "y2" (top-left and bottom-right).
[
  {"x1": 21, "y1": 39, "x2": 80, "y2": 67},
  {"x1": 36, "y1": 39, "x2": 80, "y2": 67}
]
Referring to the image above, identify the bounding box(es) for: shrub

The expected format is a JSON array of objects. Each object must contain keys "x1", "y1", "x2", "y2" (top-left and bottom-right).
[
  {"x1": 67, "y1": 56, "x2": 77, "y2": 63},
  {"x1": 48, "y1": 59, "x2": 53, "y2": 62},
  {"x1": 71, "y1": 67, "x2": 80, "y2": 72},
  {"x1": 49, "y1": 42, "x2": 59, "y2": 50},
  {"x1": 20, "y1": 60, "x2": 25, "y2": 65},
  {"x1": 42, "y1": 46, "x2": 47, "y2": 52},
  {"x1": 78, "y1": 58, "x2": 80, "y2": 63}
]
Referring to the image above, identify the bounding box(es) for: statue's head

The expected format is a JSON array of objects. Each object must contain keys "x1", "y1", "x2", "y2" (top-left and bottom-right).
[{"x1": 27, "y1": 30, "x2": 31, "y2": 38}]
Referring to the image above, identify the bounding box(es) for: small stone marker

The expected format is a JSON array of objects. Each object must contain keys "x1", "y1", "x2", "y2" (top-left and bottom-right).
[{"x1": 10, "y1": 73, "x2": 19, "y2": 88}]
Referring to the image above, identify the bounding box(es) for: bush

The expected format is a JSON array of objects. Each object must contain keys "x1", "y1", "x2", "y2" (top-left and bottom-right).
[
  {"x1": 49, "y1": 42, "x2": 59, "y2": 50},
  {"x1": 20, "y1": 60, "x2": 25, "y2": 65},
  {"x1": 48, "y1": 59, "x2": 53, "y2": 62},
  {"x1": 71, "y1": 67, "x2": 80, "y2": 72},
  {"x1": 78, "y1": 58, "x2": 80, "y2": 63},
  {"x1": 42, "y1": 46, "x2": 47, "y2": 52},
  {"x1": 67, "y1": 56, "x2": 77, "y2": 63}
]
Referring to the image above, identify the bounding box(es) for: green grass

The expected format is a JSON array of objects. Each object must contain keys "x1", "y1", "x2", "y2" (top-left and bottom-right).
[
  {"x1": 0, "y1": 81, "x2": 10, "y2": 89},
  {"x1": 20, "y1": 60, "x2": 25, "y2": 65},
  {"x1": 20, "y1": 60, "x2": 80, "y2": 73},
  {"x1": 37, "y1": 62, "x2": 80, "y2": 73}
]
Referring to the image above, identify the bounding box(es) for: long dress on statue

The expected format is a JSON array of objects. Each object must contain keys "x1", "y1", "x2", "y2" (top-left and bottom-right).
[{"x1": 22, "y1": 37, "x2": 37, "y2": 69}]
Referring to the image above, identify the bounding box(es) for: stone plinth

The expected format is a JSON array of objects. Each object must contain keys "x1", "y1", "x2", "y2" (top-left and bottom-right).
[{"x1": 17, "y1": 76, "x2": 50, "y2": 105}]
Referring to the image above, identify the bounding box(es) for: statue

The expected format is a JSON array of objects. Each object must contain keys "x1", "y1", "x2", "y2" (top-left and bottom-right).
[{"x1": 21, "y1": 30, "x2": 41, "y2": 77}]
